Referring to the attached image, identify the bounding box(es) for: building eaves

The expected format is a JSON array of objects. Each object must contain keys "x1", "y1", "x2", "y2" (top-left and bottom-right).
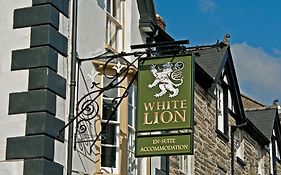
[
  {"x1": 245, "y1": 118, "x2": 270, "y2": 146},
  {"x1": 246, "y1": 108, "x2": 277, "y2": 140},
  {"x1": 137, "y1": 0, "x2": 157, "y2": 34},
  {"x1": 191, "y1": 44, "x2": 228, "y2": 79}
]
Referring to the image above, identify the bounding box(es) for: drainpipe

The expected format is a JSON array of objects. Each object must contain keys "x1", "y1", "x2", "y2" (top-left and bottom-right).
[
  {"x1": 230, "y1": 121, "x2": 248, "y2": 175},
  {"x1": 67, "y1": 0, "x2": 78, "y2": 175},
  {"x1": 230, "y1": 125, "x2": 236, "y2": 175}
]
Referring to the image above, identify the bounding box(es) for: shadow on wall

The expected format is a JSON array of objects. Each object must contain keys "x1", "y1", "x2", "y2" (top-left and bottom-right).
[{"x1": 97, "y1": 0, "x2": 105, "y2": 9}]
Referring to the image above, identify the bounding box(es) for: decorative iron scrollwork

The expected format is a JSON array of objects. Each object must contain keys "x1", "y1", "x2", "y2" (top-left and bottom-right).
[
  {"x1": 59, "y1": 40, "x2": 189, "y2": 155},
  {"x1": 60, "y1": 51, "x2": 147, "y2": 155}
]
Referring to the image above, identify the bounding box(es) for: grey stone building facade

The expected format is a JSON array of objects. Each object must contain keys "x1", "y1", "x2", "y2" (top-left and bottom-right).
[{"x1": 168, "y1": 44, "x2": 281, "y2": 175}]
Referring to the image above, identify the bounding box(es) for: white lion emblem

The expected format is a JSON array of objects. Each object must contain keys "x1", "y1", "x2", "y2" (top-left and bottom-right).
[{"x1": 148, "y1": 61, "x2": 184, "y2": 98}]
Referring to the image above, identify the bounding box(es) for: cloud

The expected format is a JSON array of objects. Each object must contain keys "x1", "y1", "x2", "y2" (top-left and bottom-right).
[
  {"x1": 273, "y1": 48, "x2": 281, "y2": 56},
  {"x1": 231, "y1": 43, "x2": 281, "y2": 105},
  {"x1": 198, "y1": 0, "x2": 216, "y2": 13}
]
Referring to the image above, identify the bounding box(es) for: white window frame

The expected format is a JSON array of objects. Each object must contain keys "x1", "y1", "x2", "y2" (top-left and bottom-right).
[
  {"x1": 228, "y1": 89, "x2": 234, "y2": 111},
  {"x1": 105, "y1": 0, "x2": 122, "y2": 51},
  {"x1": 127, "y1": 84, "x2": 137, "y2": 175},
  {"x1": 100, "y1": 76, "x2": 120, "y2": 174},
  {"x1": 216, "y1": 84, "x2": 224, "y2": 133},
  {"x1": 178, "y1": 155, "x2": 192, "y2": 174},
  {"x1": 275, "y1": 139, "x2": 281, "y2": 160},
  {"x1": 258, "y1": 148, "x2": 265, "y2": 175},
  {"x1": 235, "y1": 129, "x2": 244, "y2": 161},
  {"x1": 270, "y1": 141, "x2": 274, "y2": 175}
]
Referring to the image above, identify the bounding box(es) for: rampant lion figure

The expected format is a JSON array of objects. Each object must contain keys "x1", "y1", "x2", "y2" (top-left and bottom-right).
[{"x1": 148, "y1": 61, "x2": 184, "y2": 98}]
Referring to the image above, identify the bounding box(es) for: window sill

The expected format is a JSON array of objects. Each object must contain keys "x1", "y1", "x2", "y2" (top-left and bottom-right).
[
  {"x1": 216, "y1": 129, "x2": 229, "y2": 142},
  {"x1": 104, "y1": 44, "x2": 117, "y2": 53},
  {"x1": 236, "y1": 156, "x2": 246, "y2": 167}
]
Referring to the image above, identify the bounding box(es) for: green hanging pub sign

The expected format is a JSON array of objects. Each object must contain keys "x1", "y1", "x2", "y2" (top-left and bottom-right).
[{"x1": 136, "y1": 54, "x2": 194, "y2": 157}]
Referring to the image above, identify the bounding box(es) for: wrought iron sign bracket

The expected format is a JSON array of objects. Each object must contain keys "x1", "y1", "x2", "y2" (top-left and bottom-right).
[{"x1": 58, "y1": 40, "x2": 189, "y2": 155}]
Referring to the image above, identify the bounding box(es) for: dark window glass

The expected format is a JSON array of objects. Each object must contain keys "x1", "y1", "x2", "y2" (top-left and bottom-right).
[
  {"x1": 106, "y1": 0, "x2": 110, "y2": 13},
  {"x1": 102, "y1": 99, "x2": 117, "y2": 121},
  {"x1": 128, "y1": 104, "x2": 133, "y2": 126},
  {"x1": 112, "y1": 0, "x2": 116, "y2": 17},
  {"x1": 103, "y1": 77, "x2": 118, "y2": 98},
  {"x1": 101, "y1": 123, "x2": 116, "y2": 145},
  {"x1": 101, "y1": 146, "x2": 116, "y2": 167}
]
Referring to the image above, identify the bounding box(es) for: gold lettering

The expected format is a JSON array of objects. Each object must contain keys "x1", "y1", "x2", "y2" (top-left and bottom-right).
[
  {"x1": 153, "y1": 139, "x2": 160, "y2": 144},
  {"x1": 171, "y1": 100, "x2": 180, "y2": 109},
  {"x1": 183, "y1": 145, "x2": 189, "y2": 150},
  {"x1": 173, "y1": 110, "x2": 186, "y2": 123},
  {"x1": 166, "y1": 101, "x2": 171, "y2": 110},
  {"x1": 160, "y1": 111, "x2": 173, "y2": 124},
  {"x1": 144, "y1": 102, "x2": 155, "y2": 111},
  {"x1": 167, "y1": 138, "x2": 175, "y2": 143},
  {"x1": 153, "y1": 112, "x2": 159, "y2": 124},
  {"x1": 180, "y1": 100, "x2": 187, "y2": 109},
  {"x1": 143, "y1": 112, "x2": 153, "y2": 125},
  {"x1": 157, "y1": 101, "x2": 165, "y2": 110}
]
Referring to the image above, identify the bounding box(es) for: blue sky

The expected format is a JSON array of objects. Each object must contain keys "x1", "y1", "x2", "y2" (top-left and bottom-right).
[{"x1": 154, "y1": 0, "x2": 281, "y2": 106}]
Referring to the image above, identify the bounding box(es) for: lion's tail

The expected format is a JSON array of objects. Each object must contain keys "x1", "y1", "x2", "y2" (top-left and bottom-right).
[
  {"x1": 171, "y1": 77, "x2": 183, "y2": 87},
  {"x1": 171, "y1": 70, "x2": 183, "y2": 87}
]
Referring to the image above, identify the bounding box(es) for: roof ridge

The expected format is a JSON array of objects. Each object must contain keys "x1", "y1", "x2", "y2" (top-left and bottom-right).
[
  {"x1": 245, "y1": 107, "x2": 277, "y2": 111},
  {"x1": 185, "y1": 41, "x2": 227, "y2": 52},
  {"x1": 241, "y1": 93, "x2": 266, "y2": 107}
]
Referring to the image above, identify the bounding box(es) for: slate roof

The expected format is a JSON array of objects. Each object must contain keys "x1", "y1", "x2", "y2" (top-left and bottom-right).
[
  {"x1": 193, "y1": 45, "x2": 228, "y2": 78},
  {"x1": 246, "y1": 108, "x2": 277, "y2": 140}
]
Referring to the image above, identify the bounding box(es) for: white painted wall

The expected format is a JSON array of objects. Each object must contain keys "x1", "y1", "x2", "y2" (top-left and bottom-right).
[
  {"x1": 0, "y1": 160, "x2": 24, "y2": 175},
  {"x1": 77, "y1": 0, "x2": 107, "y2": 59},
  {"x1": 0, "y1": 1, "x2": 32, "y2": 174},
  {"x1": 0, "y1": 1, "x2": 31, "y2": 72},
  {"x1": 73, "y1": 0, "x2": 151, "y2": 174},
  {"x1": 71, "y1": 61, "x2": 97, "y2": 175},
  {"x1": 130, "y1": 0, "x2": 146, "y2": 47},
  {"x1": 151, "y1": 157, "x2": 161, "y2": 175}
]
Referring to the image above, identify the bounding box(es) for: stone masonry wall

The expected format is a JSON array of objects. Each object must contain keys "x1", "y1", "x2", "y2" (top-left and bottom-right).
[
  {"x1": 170, "y1": 83, "x2": 270, "y2": 175},
  {"x1": 276, "y1": 161, "x2": 281, "y2": 175}
]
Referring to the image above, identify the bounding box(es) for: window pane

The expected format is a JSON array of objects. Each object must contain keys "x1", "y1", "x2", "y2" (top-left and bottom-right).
[
  {"x1": 275, "y1": 140, "x2": 280, "y2": 159},
  {"x1": 128, "y1": 87, "x2": 133, "y2": 105},
  {"x1": 101, "y1": 123, "x2": 116, "y2": 145},
  {"x1": 103, "y1": 77, "x2": 118, "y2": 98},
  {"x1": 106, "y1": 0, "x2": 111, "y2": 13},
  {"x1": 216, "y1": 85, "x2": 224, "y2": 133},
  {"x1": 103, "y1": 99, "x2": 117, "y2": 121},
  {"x1": 179, "y1": 155, "x2": 188, "y2": 173},
  {"x1": 128, "y1": 104, "x2": 133, "y2": 126},
  {"x1": 112, "y1": 0, "x2": 116, "y2": 17},
  {"x1": 101, "y1": 146, "x2": 116, "y2": 168},
  {"x1": 127, "y1": 130, "x2": 136, "y2": 174}
]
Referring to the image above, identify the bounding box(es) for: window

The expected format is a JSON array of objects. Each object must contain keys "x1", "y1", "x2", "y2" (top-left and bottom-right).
[
  {"x1": 216, "y1": 84, "x2": 228, "y2": 137},
  {"x1": 216, "y1": 85, "x2": 224, "y2": 132},
  {"x1": 270, "y1": 129, "x2": 280, "y2": 175},
  {"x1": 178, "y1": 155, "x2": 193, "y2": 175},
  {"x1": 270, "y1": 141, "x2": 274, "y2": 175},
  {"x1": 235, "y1": 129, "x2": 245, "y2": 163},
  {"x1": 127, "y1": 84, "x2": 137, "y2": 175},
  {"x1": 101, "y1": 76, "x2": 119, "y2": 173},
  {"x1": 106, "y1": 0, "x2": 122, "y2": 51},
  {"x1": 275, "y1": 139, "x2": 281, "y2": 160},
  {"x1": 258, "y1": 148, "x2": 265, "y2": 175},
  {"x1": 228, "y1": 89, "x2": 234, "y2": 111}
]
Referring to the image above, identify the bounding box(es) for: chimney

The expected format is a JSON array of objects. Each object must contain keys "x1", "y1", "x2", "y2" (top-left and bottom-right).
[
  {"x1": 273, "y1": 99, "x2": 281, "y2": 114},
  {"x1": 222, "y1": 34, "x2": 231, "y2": 46},
  {"x1": 156, "y1": 14, "x2": 166, "y2": 31}
]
